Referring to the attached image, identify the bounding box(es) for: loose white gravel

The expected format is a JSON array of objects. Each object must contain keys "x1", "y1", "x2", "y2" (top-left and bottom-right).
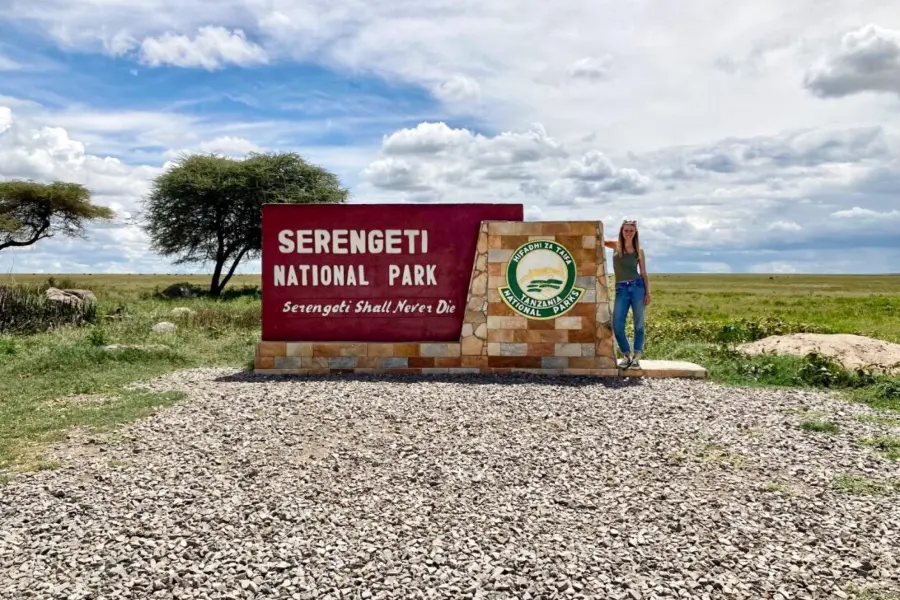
[{"x1": 2, "y1": 368, "x2": 900, "y2": 600}]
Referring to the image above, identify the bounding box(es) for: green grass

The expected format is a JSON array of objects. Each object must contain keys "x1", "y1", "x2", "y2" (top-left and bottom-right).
[
  {"x1": 1, "y1": 272, "x2": 899, "y2": 471},
  {"x1": 800, "y1": 420, "x2": 841, "y2": 434},
  {"x1": 831, "y1": 473, "x2": 900, "y2": 496},
  {"x1": 857, "y1": 436, "x2": 900, "y2": 460},
  {"x1": 645, "y1": 274, "x2": 900, "y2": 343},
  {"x1": 628, "y1": 274, "x2": 900, "y2": 413},
  {"x1": 845, "y1": 585, "x2": 900, "y2": 600},
  {"x1": 856, "y1": 414, "x2": 900, "y2": 427},
  {"x1": 0, "y1": 274, "x2": 258, "y2": 469},
  {"x1": 761, "y1": 482, "x2": 801, "y2": 496}
]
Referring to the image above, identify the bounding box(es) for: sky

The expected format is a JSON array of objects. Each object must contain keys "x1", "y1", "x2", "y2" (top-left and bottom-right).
[{"x1": 1, "y1": 0, "x2": 898, "y2": 275}]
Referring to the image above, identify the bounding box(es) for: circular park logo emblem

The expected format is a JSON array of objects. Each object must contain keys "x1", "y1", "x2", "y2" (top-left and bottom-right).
[{"x1": 499, "y1": 240, "x2": 585, "y2": 320}]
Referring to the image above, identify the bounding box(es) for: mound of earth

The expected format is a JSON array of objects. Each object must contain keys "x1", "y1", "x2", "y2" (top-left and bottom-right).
[{"x1": 739, "y1": 333, "x2": 900, "y2": 374}]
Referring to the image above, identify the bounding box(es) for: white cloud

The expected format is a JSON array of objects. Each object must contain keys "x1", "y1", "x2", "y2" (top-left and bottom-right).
[
  {"x1": 362, "y1": 158, "x2": 427, "y2": 191},
  {"x1": 2, "y1": 1, "x2": 900, "y2": 273},
  {"x1": 0, "y1": 108, "x2": 163, "y2": 215},
  {"x1": 8, "y1": 1, "x2": 894, "y2": 146},
  {"x1": 562, "y1": 151, "x2": 650, "y2": 194},
  {"x1": 381, "y1": 122, "x2": 474, "y2": 155},
  {"x1": 139, "y1": 26, "x2": 269, "y2": 70},
  {"x1": 163, "y1": 136, "x2": 264, "y2": 159},
  {"x1": 804, "y1": 25, "x2": 900, "y2": 98},
  {"x1": 767, "y1": 221, "x2": 802, "y2": 232},
  {"x1": 356, "y1": 116, "x2": 900, "y2": 272},
  {"x1": 832, "y1": 206, "x2": 900, "y2": 220},
  {"x1": 568, "y1": 55, "x2": 613, "y2": 81},
  {"x1": 14, "y1": 106, "x2": 203, "y2": 157},
  {"x1": 0, "y1": 106, "x2": 11, "y2": 133},
  {"x1": 0, "y1": 97, "x2": 384, "y2": 174},
  {"x1": 641, "y1": 126, "x2": 892, "y2": 181},
  {"x1": 103, "y1": 30, "x2": 139, "y2": 57},
  {"x1": 524, "y1": 205, "x2": 544, "y2": 221},
  {"x1": 432, "y1": 76, "x2": 482, "y2": 104},
  {"x1": 0, "y1": 108, "x2": 170, "y2": 272},
  {"x1": 374, "y1": 121, "x2": 568, "y2": 167},
  {"x1": 364, "y1": 121, "x2": 629, "y2": 203}
]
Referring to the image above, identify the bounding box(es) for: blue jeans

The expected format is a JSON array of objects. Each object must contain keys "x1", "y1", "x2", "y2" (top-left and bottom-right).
[{"x1": 613, "y1": 278, "x2": 646, "y2": 354}]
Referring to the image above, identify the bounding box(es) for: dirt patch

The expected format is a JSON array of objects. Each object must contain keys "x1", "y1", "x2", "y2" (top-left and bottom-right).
[{"x1": 739, "y1": 333, "x2": 900, "y2": 374}]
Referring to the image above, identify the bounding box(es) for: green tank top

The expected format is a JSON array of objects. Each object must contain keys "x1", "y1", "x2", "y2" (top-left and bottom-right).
[{"x1": 613, "y1": 250, "x2": 640, "y2": 282}]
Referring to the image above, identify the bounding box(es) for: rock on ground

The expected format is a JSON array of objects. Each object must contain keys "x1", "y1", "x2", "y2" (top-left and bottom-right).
[
  {"x1": 151, "y1": 321, "x2": 177, "y2": 333},
  {"x1": 739, "y1": 333, "x2": 900, "y2": 374},
  {"x1": 160, "y1": 284, "x2": 194, "y2": 299},
  {"x1": 2, "y1": 368, "x2": 899, "y2": 600},
  {"x1": 62, "y1": 289, "x2": 97, "y2": 303},
  {"x1": 44, "y1": 287, "x2": 96, "y2": 308}
]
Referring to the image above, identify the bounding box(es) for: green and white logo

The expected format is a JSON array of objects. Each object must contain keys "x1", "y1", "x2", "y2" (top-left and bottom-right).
[{"x1": 499, "y1": 240, "x2": 585, "y2": 320}]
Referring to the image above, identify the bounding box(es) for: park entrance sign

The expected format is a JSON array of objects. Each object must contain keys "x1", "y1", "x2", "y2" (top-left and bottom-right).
[
  {"x1": 256, "y1": 202, "x2": 707, "y2": 379},
  {"x1": 261, "y1": 203, "x2": 523, "y2": 341}
]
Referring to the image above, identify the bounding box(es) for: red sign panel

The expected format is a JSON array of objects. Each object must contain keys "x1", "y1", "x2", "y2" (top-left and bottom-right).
[{"x1": 261, "y1": 203, "x2": 524, "y2": 342}]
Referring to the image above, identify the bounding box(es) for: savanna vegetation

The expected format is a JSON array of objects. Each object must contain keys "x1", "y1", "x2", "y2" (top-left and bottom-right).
[
  {"x1": 0, "y1": 150, "x2": 350, "y2": 470},
  {"x1": 2, "y1": 154, "x2": 897, "y2": 474},
  {"x1": 1, "y1": 272, "x2": 898, "y2": 472}
]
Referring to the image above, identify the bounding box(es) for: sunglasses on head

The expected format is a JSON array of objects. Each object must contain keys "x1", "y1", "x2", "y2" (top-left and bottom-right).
[{"x1": 622, "y1": 220, "x2": 637, "y2": 225}]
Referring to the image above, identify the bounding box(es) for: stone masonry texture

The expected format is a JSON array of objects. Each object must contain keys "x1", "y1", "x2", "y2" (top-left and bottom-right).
[{"x1": 256, "y1": 220, "x2": 621, "y2": 376}]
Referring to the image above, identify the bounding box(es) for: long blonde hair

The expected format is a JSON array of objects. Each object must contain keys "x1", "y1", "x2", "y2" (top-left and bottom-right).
[{"x1": 616, "y1": 219, "x2": 640, "y2": 258}]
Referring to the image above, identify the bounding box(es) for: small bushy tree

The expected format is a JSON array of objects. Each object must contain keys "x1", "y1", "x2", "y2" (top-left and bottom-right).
[
  {"x1": 0, "y1": 180, "x2": 114, "y2": 251},
  {"x1": 143, "y1": 152, "x2": 348, "y2": 297}
]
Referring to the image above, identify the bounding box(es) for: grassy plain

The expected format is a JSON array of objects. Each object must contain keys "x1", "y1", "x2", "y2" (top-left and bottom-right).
[
  {"x1": 1, "y1": 272, "x2": 898, "y2": 470},
  {"x1": 650, "y1": 274, "x2": 900, "y2": 343}
]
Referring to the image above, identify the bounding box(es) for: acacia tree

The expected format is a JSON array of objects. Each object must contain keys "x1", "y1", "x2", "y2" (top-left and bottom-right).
[
  {"x1": 143, "y1": 152, "x2": 349, "y2": 297},
  {"x1": 0, "y1": 180, "x2": 115, "y2": 251}
]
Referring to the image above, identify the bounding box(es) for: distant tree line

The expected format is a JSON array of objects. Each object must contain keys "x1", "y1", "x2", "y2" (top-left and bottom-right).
[{"x1": 0, "y1": 151, "x2": 349, "y2": 297}]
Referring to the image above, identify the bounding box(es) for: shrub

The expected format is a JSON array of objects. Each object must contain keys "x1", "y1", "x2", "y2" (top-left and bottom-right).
[
  {"x1": 139, "y1": 282, "x2": 203, "y2": 301},
  {"x1": 0, "y1": 284, "x2": 97, "y2": 335},
  {"x1": 872, "y1": 378, "x2": 900, "y2": 401},
  {"x1": 862, "y1": 377, "x2": 900, "y2": 412},
  {"x1": 0, "y1": 337, "x2": 16, "y2": 356},
  {"x1": 798, "y1": 351, "x2": 854, "y2": 388},
  {"x1": 87, "y1": 326, "x2": 109, "y2": 347}
]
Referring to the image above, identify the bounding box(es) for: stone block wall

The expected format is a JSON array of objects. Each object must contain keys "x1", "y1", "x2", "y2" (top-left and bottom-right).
[
  {"x1": 255, "y1": 341, "x2": 473, "y2": 374},
  {"x1": 255, "y1": 219, "x2": 617, "y2": 376},
  {"x1": 456, "y1": 220, "x2": 616, "y2": 375}
]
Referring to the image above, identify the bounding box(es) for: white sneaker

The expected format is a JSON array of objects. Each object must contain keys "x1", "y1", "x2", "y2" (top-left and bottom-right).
[{"x1": 617, "y1": 356, "x2": 632, "y2": 369}]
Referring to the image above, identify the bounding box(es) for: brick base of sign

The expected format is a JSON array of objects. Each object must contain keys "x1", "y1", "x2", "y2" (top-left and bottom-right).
[
  {"x1": 252, "y1": 344, "x2": 708, "y2": 378},
  {"x1": 254, "y1": 340, "x2": 622, "y2": 376},
  {"x1": 255, "y1": 219, "x2": 707, "y2": 379}
]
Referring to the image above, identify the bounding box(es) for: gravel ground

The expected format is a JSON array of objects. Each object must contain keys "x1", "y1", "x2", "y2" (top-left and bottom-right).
[{"x1": 2, "y1": 368, "x2": 900, "y2": 600}]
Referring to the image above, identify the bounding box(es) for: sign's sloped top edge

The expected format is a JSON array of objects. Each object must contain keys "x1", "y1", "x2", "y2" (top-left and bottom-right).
[{"x1": 261, "y1": 202, "x2": 526, "y2": 207}]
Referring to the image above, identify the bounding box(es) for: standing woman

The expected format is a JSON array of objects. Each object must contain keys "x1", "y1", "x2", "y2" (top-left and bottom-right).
[{"x1": 603, "y1": 220, "x2": 651, "y2": 369}]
